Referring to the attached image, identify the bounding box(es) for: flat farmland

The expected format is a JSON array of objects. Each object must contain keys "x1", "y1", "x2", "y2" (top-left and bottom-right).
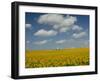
[{"x1": 25, "y1": 48, "x2": 89, "y2": 68}]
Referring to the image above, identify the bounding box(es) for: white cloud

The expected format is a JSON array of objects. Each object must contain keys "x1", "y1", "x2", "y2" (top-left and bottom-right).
[
  {"x1": 56, "y1": 40, "x2": 66, "y2": 44},
  {"x1": 34, "y1": 29, "x2": 57, "y2": 37},
  {"x1": 72, "y1": 25, "x2": 83, "y2": 31},
  {"x1": 25, "y1": 23, "x2": 32, "y2": 28},
  {"x1": 59, "y1": 27, "x2": 70, "y2": 32},
  {"x1": 60, "y1": 16, "x2": 77, "y2": 27},
  {"x1": 33, "y1": 40, "x2": 48, "y2": 45},
  {"x1": 73, "y1": 31, "x2": 87, "y2": 38},
  {"x1": 38, "y1": 14, "x2": 64, "y2": 25},
  {"x1": 38, "y1": 14, "x2": 77, "y2": 33}
]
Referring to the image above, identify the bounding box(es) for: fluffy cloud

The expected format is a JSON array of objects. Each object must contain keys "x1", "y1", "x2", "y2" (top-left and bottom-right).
[
  {"x1": 59, "y1": 16, "x2": 77, "y2": 27},
  {"x1": 25, "y1": 23, "x2": 32, "y2": 28},
  {"x1": 38, "y1": 14, "x2": 77, "y2": 33},
  {"x1": 56, "y1": 40, "x2": 66, "y2": 44},
  {"x1": 72, "y1": 25, "x2": 83, "y2": 31},
  {"x1": 38, "y1": 14, "x2": 64, "y2": 25},
  {"x1": 33, "y1": 40, "x2": 48, "y2": 45},
  {"x1": 59, "y1": 27, "x2": 70, "y2": 32},
  {"x1": 73, "y1": 31, "x2": 87, "y2": 38},
  {"x1": 34, "y1": 29, "x2": 57, "y2": 37}
]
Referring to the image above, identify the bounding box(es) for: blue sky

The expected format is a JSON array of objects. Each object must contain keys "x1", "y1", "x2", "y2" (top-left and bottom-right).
[{"x1": 25, "y1": 12, "x2": 89, "y2": 50}]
